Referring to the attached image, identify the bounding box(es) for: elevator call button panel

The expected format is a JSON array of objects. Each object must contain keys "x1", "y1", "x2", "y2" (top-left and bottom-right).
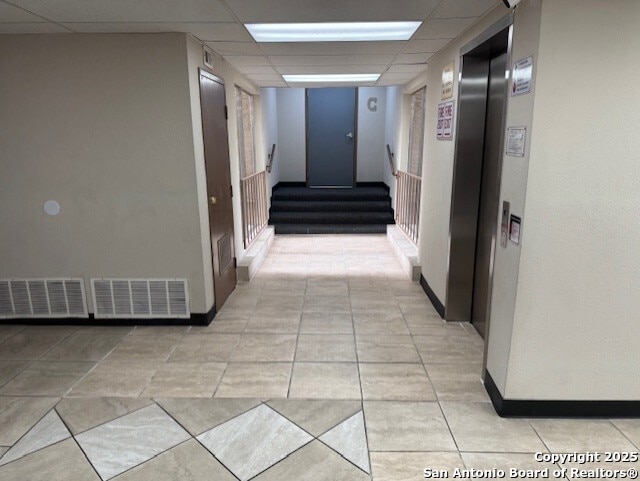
[{"x1": 500, "y1": 201, "x2": 510, "y2": 248}]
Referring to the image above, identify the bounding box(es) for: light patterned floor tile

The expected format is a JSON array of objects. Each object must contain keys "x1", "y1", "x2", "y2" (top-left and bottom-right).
[
  {"x1": 371, "y1": 452, "x2": 465, "y2": 481},
  {"x1": 76, "y1": 404, "x2": 191, "y2": 480},
  {"x1": 55, "y1": 397, "x2": 154, "y2": 435},
  {"x1": 156, "y1": 398, "x2": 261, "y2": 436},
  {"x1": 267, "y1": 399, "x2": 362, "y2": 436},
  {"x1": 320, "y1": 411, "x2": 370, "y2": 473},
  {"x1": 253, "y1": 440, "x2": 371, "y2": 481},
  {"x1": 0, "y1": 410, "x2": 70, "y2": 466},
  {"x1": 0, "y1": 438, "x2": 100, "y2": 481},
  {"x1": 441, "y1": 402, "x2": 546, "y2": 453},
  {"x1": 112, "y1": 439, "x2": 235, "y2": 481},
  {"x1": 197, "y1": 404, "x2": 312, "y2": 481},
  {"x1": 0, "y1": 396, "x2": 59, "y2": 445}
]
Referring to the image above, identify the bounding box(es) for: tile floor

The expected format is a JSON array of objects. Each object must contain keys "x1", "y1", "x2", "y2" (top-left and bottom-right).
[{"x1": 0, "y1": 234, "x2": 638, "y2": 480}]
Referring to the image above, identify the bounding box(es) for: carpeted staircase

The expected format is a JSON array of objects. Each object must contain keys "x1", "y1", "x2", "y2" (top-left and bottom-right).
[{"x1": 268, "y1": 184, "x2": 395, "y2": 234}]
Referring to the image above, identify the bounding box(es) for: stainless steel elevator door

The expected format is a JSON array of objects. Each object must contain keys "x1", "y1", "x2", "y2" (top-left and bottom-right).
[{"x1": 471, "y1": 51, "x2": 508, "y2": 337}]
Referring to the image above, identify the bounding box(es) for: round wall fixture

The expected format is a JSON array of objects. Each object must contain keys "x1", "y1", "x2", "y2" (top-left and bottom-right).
[{"x1": 44, "y1": 200, "x2": 60, "y2": 216}]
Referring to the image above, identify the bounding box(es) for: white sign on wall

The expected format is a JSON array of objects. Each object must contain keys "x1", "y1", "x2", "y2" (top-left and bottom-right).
[
  {"x1": 506, "y1": 126, "x2": 527, "y2": 157},
  {"x1": 437, "y1": 100, "x2": 455, "y2": 140},
  {"x1": 441, "y1": 61, "x2": 455, "y2": 100},
  {"x1": 512, "y1": 55, "x2": 533, "y2": 96}
]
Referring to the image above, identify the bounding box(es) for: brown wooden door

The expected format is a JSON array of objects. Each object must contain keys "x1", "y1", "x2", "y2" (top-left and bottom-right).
[{"x1": 199, "y1": 69, "x2": 236, "y2": 309}]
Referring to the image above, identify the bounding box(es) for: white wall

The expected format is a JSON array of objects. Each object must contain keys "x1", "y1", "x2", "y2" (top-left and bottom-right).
[
  {"x1": 276, "y1": 88, "x2": 307, "y2": 182},
  {"x1": 501, "y1": 0, "x2": 640, "y2": 400},
  {"x1": 0, "y1": 33, "x2": 210, "y2": 313},
  {"x1": 259, "y1": 88, "x2": 280, "y2": 194},
  {"x1": 357, "y1": 87, "x2": 387, "y2": 182},
  {"x1": 384, "y1": 86, "x2": 404, "y2": 205},
  {"x1": 485, "y1": 0, "x2": 542, "y2": 395}
]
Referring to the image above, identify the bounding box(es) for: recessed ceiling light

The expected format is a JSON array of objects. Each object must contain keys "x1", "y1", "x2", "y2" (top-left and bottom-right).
[
  {"x1": 283, "y1": 74, "x2": 381, "y2": 83},
  {"x1": 245, "y1": 22, "x2": 422, "y2": 43}
]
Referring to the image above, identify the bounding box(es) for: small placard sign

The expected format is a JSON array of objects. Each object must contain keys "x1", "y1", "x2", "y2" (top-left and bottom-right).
[
  {"x1": 509, "y1": 215, "x2": 522, "y2": 245},
  {"x1": 437, "y1": 100, "x2": 455, "y2": 140},
  {"x1": 441, "y1": 61, "x2": 455, "y2": 100},
  {"x1": 512, "y1": 55, "x2": 533, "y2": 96},
  {"x1": 506, "y1": 126, "x2": 526, "y2": 157}
]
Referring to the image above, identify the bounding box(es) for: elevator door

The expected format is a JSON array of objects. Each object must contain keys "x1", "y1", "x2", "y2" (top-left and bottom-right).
[{"x1": 471, "y1": 50, "x2": 508, "y2": 337}]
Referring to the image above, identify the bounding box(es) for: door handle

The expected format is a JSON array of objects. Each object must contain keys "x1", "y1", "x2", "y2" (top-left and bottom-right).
[
  {"x1": 346, "y1": 132, "x2": 354, "y2": 139},
  {"x1": 209, "y1": 196, "x2": 217, "y2": 206}
]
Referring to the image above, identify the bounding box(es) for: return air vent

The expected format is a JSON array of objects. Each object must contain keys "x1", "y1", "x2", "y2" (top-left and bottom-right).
[
  {"x1": 91, "y1": 279, "x2": 189, "y2": 319},
  {"x1": 0, "y1": 278, "x2": 88, "y2": 319}
]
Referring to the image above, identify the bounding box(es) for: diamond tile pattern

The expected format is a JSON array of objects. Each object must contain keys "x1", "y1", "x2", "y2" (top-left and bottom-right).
[
  {"x1": 197, "y1": 404, "x2": 313, "y2": 480},
  {"x1": 319, "y1": 411, "x2": 370, "y2": 473},
  {"x1": 75, "y1": 404, "x2": 191, "y2": 480},
  {"x1": 0, "y1": 410, "x2": 70, "y2": 466}
]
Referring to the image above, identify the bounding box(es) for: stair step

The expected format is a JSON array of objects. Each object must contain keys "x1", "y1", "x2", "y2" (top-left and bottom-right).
[
  {"x1": 269, "y1": 211, "x2": 395, "y2": 225},
  {"x1": 274, "y1": 224, "x2": 388, "y2": 235},
  {"x1": 270, "y1": 200, "x2": 391, "y2": 213},
  {"x1": 272, "y1": 186, "x2": 389, "y2": 202}
]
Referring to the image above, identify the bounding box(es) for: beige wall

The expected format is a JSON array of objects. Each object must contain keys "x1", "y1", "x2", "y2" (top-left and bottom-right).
[
  {"x1": 0, "y1": 33, "x2": 209, "y2": 313},
  {"x1": 0, "y1": 33, "x2": 263, "y2": 316},
  {"x1": 503, "y1": 0, "x2": 640, "y2": 400}
]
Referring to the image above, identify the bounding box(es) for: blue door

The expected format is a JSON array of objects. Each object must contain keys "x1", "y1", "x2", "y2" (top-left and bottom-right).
[{"x1": 307, "y1": 88, "x2": 357, "y2": 187}]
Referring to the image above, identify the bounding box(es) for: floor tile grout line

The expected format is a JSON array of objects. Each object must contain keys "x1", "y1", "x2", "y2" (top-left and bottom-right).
[{"x1": 609, "y1": 420, "x2": 640, "y2": 451}]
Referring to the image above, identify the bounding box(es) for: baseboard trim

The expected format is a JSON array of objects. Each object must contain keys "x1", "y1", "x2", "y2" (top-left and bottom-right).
[
  {"x1": 420, "y1": 274, "x2": 445, "y2": 319},
  {"x1": 0, "y1": 305, "x2": 216, "y2": 327},
  {"x1": 485, "y1": 370, "x2": 640, "y2": 418}
]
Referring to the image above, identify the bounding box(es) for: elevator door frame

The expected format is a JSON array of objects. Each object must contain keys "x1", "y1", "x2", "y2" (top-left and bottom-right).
[{"x1": 445, "y1": 14, "x2": 514, "y2": 367}]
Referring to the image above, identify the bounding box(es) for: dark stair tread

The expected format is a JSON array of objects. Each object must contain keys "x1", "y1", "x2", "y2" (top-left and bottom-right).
[
  {"x1": 274, "y1": 224, "x2": 388, "y2": 234},
  {"x1": 270, "y1": 200, "x2": 391, "y2": 213},
  {"x1": 269, "y1": 211, "x2": 395, "y2": 225}
]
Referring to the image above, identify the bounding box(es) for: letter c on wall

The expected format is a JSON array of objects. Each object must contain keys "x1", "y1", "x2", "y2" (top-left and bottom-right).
[{"x1": 367, "y1": 97, "x2": 378, "y2": 112}]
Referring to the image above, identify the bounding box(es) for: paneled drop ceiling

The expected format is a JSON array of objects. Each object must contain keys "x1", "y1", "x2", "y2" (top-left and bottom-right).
[{"x1": 0, "y1": 0, "x2": 501, "y2": 87}]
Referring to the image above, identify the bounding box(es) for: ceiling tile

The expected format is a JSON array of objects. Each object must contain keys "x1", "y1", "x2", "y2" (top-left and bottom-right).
[
  {"x1": 59, "y1": 22, "x2": 249, "y2": 41},
  {"x1": 413, "y1": 17, "x2": 476, "y2": 39},
  {"x1": 394, "y1": 52, "x2": 435, "y2": 64},
  {"x1": 224, "y1": 0, "x2": 439, "y2": 22},
  {"x1": 386, "y1": 64, "x2": 428, "y2": 73},
  {"x1": 224, "y1": 55, "x2": 272, "y2": 66},
  {"x1": 380, "y1": 72, "x2": 418, "y2": 80},
  {"x1": 8, "y1": 0, "x2": 235, "y2": 22},
  {"x1": 206, "y1": 41, "x2": 261, "y2": 56},
  {"x1": 0, "y1": 22, "x2": 71, "y2": 33},
  {"x1": 256, "y1": 81, "x2": 287, "y2": 87},
  {"x1": 269, "y1": 54, "x2": 395, "y2": 66},
  {"x1": 245, "y1": 73, "x2": 283, "y2": 81},
  {"x1": 276, "y1": 65, "x2": 387, "y2": 75},
  {"x1": 236, "y1": 65, "x2": 278, "y2": 74},
  {"x1": 261, "y1": 41, "x2": 405, "y2": 56},
  {"x1": 0, "y1": 2, "x2": 46, "y2": 22},
  {"x1": 404, "y1": 38, "x2": 451, "y2": 54},
  {"x1": 433, "y1": 0, "x2": 501, "y2": 19}
]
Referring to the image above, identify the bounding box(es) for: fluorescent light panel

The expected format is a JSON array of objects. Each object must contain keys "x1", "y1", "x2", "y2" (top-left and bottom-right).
[
  {"x1": 283, "y1": 74, "x2": 380, "y2": 83},
  {"x1": 245, "y1": 22, "x2": 422, "y2": 43}
]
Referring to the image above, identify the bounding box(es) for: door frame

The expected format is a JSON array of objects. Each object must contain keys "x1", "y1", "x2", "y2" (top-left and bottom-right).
[
  {"x1": 445, "y1": 14, "x2": 514, "y2": 374},
  {"x1": 304, "y1": 87, "x2": 359, "y2": 188},
  {"x1": 198, "y1": 68, "x2": 237, "y2": 310}
]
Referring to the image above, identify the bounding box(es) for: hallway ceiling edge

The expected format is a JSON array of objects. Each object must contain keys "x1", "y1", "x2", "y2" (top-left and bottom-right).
[{"x1": 0, "y1": 0, "x2": 500, "y2": 88}]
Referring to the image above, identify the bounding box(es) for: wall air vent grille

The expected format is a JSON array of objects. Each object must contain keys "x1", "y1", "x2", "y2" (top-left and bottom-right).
[
  {"x1": 0, "y1": 278, "x2": 88, "y2": 318},
  {"x1": 90, "y1": 279, "x2": 189, "y2": 319}
]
